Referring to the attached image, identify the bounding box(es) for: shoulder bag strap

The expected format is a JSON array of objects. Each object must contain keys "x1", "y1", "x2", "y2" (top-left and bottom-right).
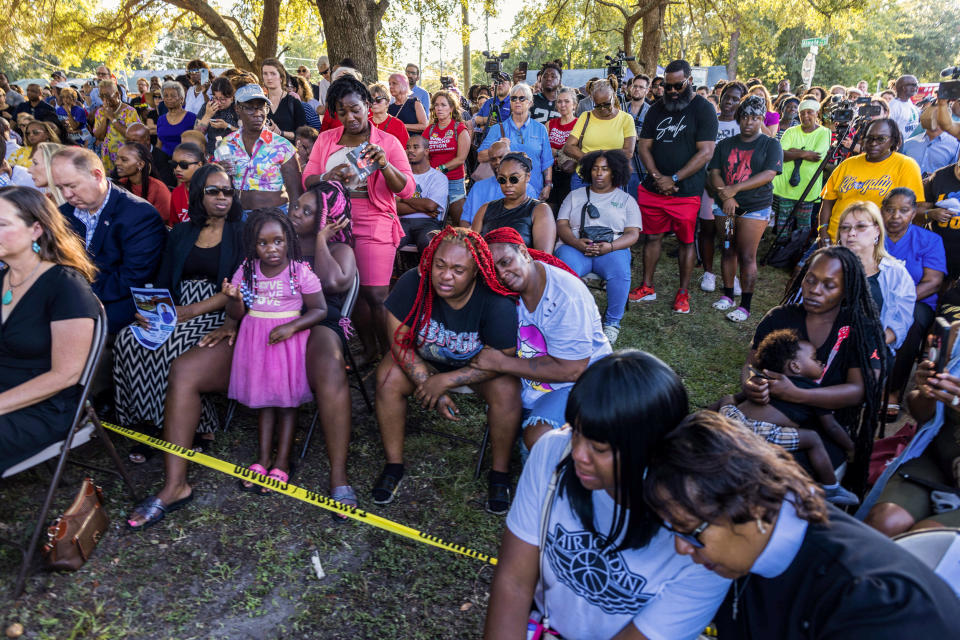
[
  {"x1": 537, "y1": 440, "x2": 572, "y2": 631},
  {"x1": 579, "y1": 188, "x2": 591, "y2": 238},
  {"x1": 577, "y1": 112, "x2": 591, "y2": 150}
]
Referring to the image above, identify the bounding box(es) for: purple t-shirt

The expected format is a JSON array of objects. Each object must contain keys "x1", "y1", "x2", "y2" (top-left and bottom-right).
[
  {"x1": 157, "y1": 111, "x2": 198, "y2": 156},
  {"x1": 884, "y1": 224, "x2": 947, "y2": 309}
]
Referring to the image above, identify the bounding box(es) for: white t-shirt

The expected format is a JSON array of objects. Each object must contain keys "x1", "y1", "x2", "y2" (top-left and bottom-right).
[
  {"x1": 716, "y1": 118, "x2": 740, "y2": 143},
  {"x1": 406, "y1": 167, "x2": 448, "y2": 220},
  {"x1": 183, "y1": 86, "x2": 209, "y2": 115},
  {"x1": 556, "y1": 187, "x2": 642, "y2": 247},
  {"x1": 506, "y1": 429, "x2": 730, "y2": 640},
  {"x1": 517, "y1": 264, "x2": 611, "y2": 407},
  {"x1": 888, "y1": 98, "x2": 920, "y2": 140}
]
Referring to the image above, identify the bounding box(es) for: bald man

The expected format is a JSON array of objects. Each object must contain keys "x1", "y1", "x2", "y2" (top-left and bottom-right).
[
  {"x1": 125, "y1": 122, "x2": 176, "y2": 188},
  {"x1": 888, "y1": 75, "x2": 920, "y2": 139}
]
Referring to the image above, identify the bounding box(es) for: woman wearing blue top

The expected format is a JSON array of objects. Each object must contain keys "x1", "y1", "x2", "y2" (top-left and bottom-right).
[
  {"x1": 477, "y1": 82, "x2": 554, "y2": 200},
  {"x1": 882, "y1": 187, "x2": 947, "y2": 417},
  {"x1": 484, "y1": 351, "x2": 729, "y2": 640}
]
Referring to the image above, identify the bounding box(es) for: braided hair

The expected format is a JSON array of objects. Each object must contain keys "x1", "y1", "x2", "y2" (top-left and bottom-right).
[
  {"x1": 239, "y1": 208, "x2": 304, "y2": 306},
  {"x1": 483, "y1": 226, "x2": 578, "y2": 278},
  {"x1": 112, "y1": 142, "x2": 153, "y2": 203},
  {"x1": 325, "y1": 75, "x2": 372, "y2": 113},
  {"x1": 306, "y1": 180, "x2": 353, "y2": 245},
  {"x1": 782, "y1": 245, "x2": 886, "y2": 495},
  {"x1": 395, "y1": 226, "x2": 512, "y2": 362}
]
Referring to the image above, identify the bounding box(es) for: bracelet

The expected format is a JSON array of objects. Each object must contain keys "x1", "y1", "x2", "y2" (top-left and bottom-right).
[
  {"x1": 817, "y1": 224, "x2": 828, "y2": 231},
  {"x1": 544, "y1": 181, "x2": 553, "y2": 187}
]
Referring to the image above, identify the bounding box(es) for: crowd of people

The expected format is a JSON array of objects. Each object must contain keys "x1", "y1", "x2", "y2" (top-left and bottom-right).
[{"x1": 3, "y1": 53, "x2": 960, "y2": 637}]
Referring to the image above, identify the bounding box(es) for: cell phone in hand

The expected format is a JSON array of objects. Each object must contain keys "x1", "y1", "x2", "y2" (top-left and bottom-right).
[
  {"x1": 748, "y1": 365, "x2": 771, "y2": 380},
  {"x1": 200, "y1": 68, "x2": 209, "y2": 84},
  {"x1": 928, "y1": 317, "x2": 952, "y2": 373}
]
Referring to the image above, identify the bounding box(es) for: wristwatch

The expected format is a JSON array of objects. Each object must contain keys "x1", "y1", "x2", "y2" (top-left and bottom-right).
[
  {"x1": 671, "y1": 173, "x2": 680, "y2": 183},
  {"x1": 439, "y1": 164, "x2": 448, "y2": 173}
]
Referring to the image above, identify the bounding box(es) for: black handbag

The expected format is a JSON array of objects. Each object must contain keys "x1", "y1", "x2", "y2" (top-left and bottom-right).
[{"x1": 579, "y1": 189, "x2": 615, "y2": 244}]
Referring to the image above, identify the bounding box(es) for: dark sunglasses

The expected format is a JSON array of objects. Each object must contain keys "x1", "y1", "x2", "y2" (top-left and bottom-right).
[
  {"x1": 863, "y1": 135, "x2": 891, "y2": 144},
  {"x1": 373, "y1": 96, "x2": 389, "y2": 103},
  {"x1": 203, "y1": 186, "x2": 235, "y2": 197},
  {"x1": 174, "y1": 160, "x2": 200, "y2": 170},
  {"x1": 663, "y1": 81, "x2": 687, "y2": 92},
  {"x1": 511, "y1": 95, "x2": 529, "y2": 102},
  {"x1": 581, "y1": 203, "x2": 601, "y2": 219},
  {"x1": 319, "y1": 68, "x2": 331, "y2": 76},
  {"x1": 594, "y1": 100, "x2": 614, "y2": 110},
  {"x1": 497, "y1": 175, "x2": 522, "y2": 185},
  {"x1": 663, "y1": 520, "x2": 709, "y2": 548}
]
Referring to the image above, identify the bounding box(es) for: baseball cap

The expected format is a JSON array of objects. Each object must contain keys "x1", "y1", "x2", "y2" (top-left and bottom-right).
[{"x1": 234, "y1": 84, "x2": 272, "y2": 108}]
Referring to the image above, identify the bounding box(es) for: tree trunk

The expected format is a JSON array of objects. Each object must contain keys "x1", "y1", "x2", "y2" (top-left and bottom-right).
[
  {"x1": 253, "y1": 0, "x2": 281, "y2": 72},
  {"x1": 315, "y1": 0, "x2": 388, "y2": 82},
  {"x1": 622, "y1": 10, "x2": 643, "y2": 76},
  {"x1": 726, "y1": 24, "x2": 740, "y2": 80},
  {"x1": 462, "y1": 0, "x2": 471, "y2": 90},
  {"x1": 637, "y1": 3, "x2": 664, "y2": 76}
]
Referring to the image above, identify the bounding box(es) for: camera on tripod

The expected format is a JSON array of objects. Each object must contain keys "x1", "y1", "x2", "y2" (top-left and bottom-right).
[
  {"x1": 604, "y1": 50, "x2": 635, "y2": 85},
  {"x1": 826, "y1": 96, "x2": 878, "y2": 125},
  {"x1": 440, "y1": 76, "x2": 454, "y2": 89},
  {"x1": 483, "y1": 51, "x2": 511, "y2": 83}
]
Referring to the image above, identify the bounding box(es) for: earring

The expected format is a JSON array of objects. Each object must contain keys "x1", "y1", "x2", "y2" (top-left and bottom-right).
[
  {"x1": 32, "y1": 241, "x2": 40, "y2": 253},
  {"x1": 875, "y1": 236, "x2": 879, "y2": 245},
  {"x1": 756, "y1": 517, "x2": 767, "y2": 534}
]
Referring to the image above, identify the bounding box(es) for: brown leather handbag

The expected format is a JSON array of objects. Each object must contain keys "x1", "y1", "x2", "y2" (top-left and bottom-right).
[{"x1": 42, "y1": 477, "x2": 109, "y2": 571}]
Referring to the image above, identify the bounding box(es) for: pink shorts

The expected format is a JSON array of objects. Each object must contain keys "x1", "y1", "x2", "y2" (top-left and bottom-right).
[
  {"x1": 637, "y1": 185, "x2": 701, "y2": 244},
  {"x1": 352, "y1": 198, "x2": 402, "y2": 287}
]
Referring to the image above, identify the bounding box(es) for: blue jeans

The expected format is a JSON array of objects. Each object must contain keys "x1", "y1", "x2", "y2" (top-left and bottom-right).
[
  {"x1": 569, "y1": 172, "x2": 640, "y2": 201},
  {"x1": 555, "y1": 244, "x2": 631, "y2": 326}
]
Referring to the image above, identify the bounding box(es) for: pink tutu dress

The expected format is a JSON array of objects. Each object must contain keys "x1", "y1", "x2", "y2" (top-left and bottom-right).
[{"x1": 228, "y1": 259, "x2": 322, "y2": 408}]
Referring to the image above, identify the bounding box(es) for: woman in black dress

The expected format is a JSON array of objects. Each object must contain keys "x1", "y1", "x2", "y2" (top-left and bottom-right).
[{"x1": 0, "y1": 186, "x2": 100, "y2": 473}]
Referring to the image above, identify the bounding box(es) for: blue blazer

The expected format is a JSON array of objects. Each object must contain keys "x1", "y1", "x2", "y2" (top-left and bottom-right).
[{"x1": 61, "y1": 187, "x2": 168, "y2": 334}]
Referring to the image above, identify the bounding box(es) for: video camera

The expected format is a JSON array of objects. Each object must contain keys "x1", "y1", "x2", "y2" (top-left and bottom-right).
[
  {"x1": 827, "y1": 96, "x2": 879, "y2": 125},
  {"x1": 940, "y1": 65, "x2": 960, "y2": 102},
  {"x1": 604, "y1": 50, "x2": 635, "y2": 85},
  {"x1": 483, "y1": 51, "x2": 511, "y2": 83},
  {"x1": 440, "y1": 76, "x2": 454, "y2": 89}
]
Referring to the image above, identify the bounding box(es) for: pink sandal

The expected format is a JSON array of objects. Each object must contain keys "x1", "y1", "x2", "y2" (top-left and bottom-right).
[
  {"x1": 238, "y1": 463, "x2": 268, "y2": 493},
  {"x1": 262, "y1": 467, "x2": 291, "y2": 494}
]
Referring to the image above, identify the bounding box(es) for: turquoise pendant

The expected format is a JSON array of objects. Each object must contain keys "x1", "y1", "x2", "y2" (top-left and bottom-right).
[{"x1": 2, "y1": 289, "x2": 11, "y2": 305}]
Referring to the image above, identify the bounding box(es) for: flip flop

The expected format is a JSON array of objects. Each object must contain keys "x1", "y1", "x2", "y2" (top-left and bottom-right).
[
  {"x1": 330, "y1": 485, "x2": 358, "y2": 522},
  {"x1": 239, "y1": 463, "x2": 269, "y2": 494},
  {"x1": 885, "y1": 403, "x2": 901, "y2": 420},
  {"x1": 126, "y1": 492, "x2": 194, "y2": 531}
]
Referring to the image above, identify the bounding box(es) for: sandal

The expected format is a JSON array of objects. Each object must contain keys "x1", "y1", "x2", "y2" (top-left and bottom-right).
[
  {"x1": 726, "y1": 307, "x2": 750, "y2": 323},
  {"x1": 239, "y1": 463, "x2": 269, "y2": 494},
  {"x1": 126, "y1": 492, "x2": 194, "y2": 530},
  {"x1": 128, "y1": 442, "x2": 158, "y2": 464},
  {"x1": 331, "y1": 485, "x2": 358, "y2": 522},
  {"x1": 885, "y1": 403, "x2": 901, "y2": 420},
  {"x1": 261, "y1": 467, "x2": 292, "y2": 494},
  {"x1": 712, "y1": 296, "x2": 735, "y2": 311}
]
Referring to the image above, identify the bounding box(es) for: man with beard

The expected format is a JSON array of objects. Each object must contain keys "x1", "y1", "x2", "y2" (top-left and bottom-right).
[
  {"x1": 630, "y1": 59, "x2": 718, "y2": 314},
  {"x1": 647, "y1": 76, "x2": 664, "y2": 106},
  {"x1": 531, "y1": 61, "x2": 563, "y2": 124}
]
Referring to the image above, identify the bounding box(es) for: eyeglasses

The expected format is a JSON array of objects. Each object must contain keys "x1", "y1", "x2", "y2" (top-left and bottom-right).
[
  {"x1": 319, "y1": 68, "x2": 330, "y2": 76},
  {"x1": 373, "y1": 96, "x2": 389, "y2": 103},
  {"x1": 663, "y1": 520, "x2": 710, "y2": 548},
  {"x1": 188, "y1": 68, "x2": 201, "y2": 73},
  {"x1": 497, "y1": 175, "x2": 522, "y2": 185},
  {"x1": 239, "y1": 103, "x2": 267, "y2": 113},
  {"x1": 152, "y1": 93, "x2": 161, "y2": 99},
  {"x1": 511, "y1": 95, "x2": 528, "y2": 102},
  {"x1": 594, "y1": 100, "x2": 614, "y2": 110},
  {"x1": 663, "y1": 81, "x2": 687, "y2": 92},
  {"x1": 863, "y1": 135, "x2": 891, "y2": 144},
  {"x1": 174, "y1": 160, "x2": 201, "y2": 170},
  {"x1": 837, "y1": 222, "x2": 877, "y2": 234},
  {"x1": 582, "y1": 203, "x2": 600, "y2": 219},
  {"x1": 203, "y1": 186, "x2": 235, "y2": 197}
]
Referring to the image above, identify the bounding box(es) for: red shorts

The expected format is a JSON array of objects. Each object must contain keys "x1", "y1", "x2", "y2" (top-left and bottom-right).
[{"x1": 636, "y1": 185, "x2": 701, "y2": 244}]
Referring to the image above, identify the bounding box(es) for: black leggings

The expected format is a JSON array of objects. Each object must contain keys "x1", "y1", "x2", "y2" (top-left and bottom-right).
[{"x1": 890, "y1": 301, "x2": 936, "y2": 397}]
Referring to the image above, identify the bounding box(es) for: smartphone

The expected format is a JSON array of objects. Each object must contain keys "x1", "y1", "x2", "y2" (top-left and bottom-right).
[
  {"x1": 748, "y1": 365, "x2": 771, "y2": 380},
  {"x1": 518, "y1": 61, "x2": 528, "y2": 76},
  {"x1": 200, "y1": 68, "x2": 209, "y2": 84},
  {"x1": 928, "y1": 317, "x2": 952, "y2": 373}
]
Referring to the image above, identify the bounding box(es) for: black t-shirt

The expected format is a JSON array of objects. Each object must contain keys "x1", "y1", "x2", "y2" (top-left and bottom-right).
[
  {"x1": 708, "y1": 134, "x2": 783, "y2": 212},
  {"x1": 531, "y1": 93, "x2": 560, "y2": 125},
  {"x1": 385, "y1": 268, "x2": 519, "y2": 372},
  {"x1": 923, "y1": 164, "x2": 960, "y2": 280},
  {"x1": 773, "y1": 377, "x2": 829, "y2": 425},
  {"x1": 269, "y1": 94, "x2": 306, "y2": 137},
  {"x1": 639, "y1": 94, "x2": 719, "y2": 197}
]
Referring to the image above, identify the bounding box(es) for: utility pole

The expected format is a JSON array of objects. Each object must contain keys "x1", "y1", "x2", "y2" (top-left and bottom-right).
[{"x1": 462, "y1": 0, "x2": 471, "y2": 89}]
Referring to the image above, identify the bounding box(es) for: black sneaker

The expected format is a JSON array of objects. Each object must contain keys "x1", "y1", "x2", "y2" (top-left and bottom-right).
[
  {"x1": 372, "y1": 465, "x2": 404, "y2": 504},
  {"x1": 486, "y1": 478, "x2": 511, "y2": 515}
]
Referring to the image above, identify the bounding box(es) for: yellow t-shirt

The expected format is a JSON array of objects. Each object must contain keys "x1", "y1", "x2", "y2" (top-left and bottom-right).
[
  {"x1": 822, "y1": 152, "x2": 924, "y2": 239},
  {"x1": 571, "y1": 110, "x2": 636, "y2": 156}
]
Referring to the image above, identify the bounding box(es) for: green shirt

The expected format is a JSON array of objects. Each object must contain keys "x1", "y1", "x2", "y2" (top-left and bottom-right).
[{"x1": 772, "y1": 125, "x2": 831, "y2": 202}]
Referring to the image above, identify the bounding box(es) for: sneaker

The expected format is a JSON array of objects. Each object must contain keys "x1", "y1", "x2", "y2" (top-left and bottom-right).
[
  {"x1": 672, "y1": 289, "x2": 690, "y2": 314},
  {"x1": 602, "y1": 324, "x2": 620, "y2": 345},
  {"x1": 733, "y1": 276, "x2": 742, "y2": 297},
  {"x1": 726, "y1": 307, "x2": 750, "y2": 322},
  {"x1": 486, "y1": 477, "x2": 511, "y2": 515},
  {"x1": 712, "y1": 296, "x2": 735, "y2": 311},
  {"x1": 628, "y1": 283, "x2": 656, "y2": 301},
  {"x1": 823, "y1": 484, "x2": 860, "y2": 506},
  {"x1": 700, "y1": 271, "x2": 716, "y2": 292},
  {"x1": 372, "y1": 465, "x2": 404, "y2": 504}
]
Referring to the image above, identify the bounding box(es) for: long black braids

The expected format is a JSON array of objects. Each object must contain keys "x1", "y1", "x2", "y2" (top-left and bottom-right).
[
  {"x1": 783, "y1": 246, "x2": 886, "y2": 496},
  {"x1": 239, "y1": 208, "x2": 303, "y2": 307}
]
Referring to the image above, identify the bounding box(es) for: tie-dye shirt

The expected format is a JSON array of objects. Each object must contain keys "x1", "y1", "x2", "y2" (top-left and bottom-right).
[
  {"x1": 93, "y1": 103, "x2": 141, "y2": 172},
  {"x1": 214, "y1": 128, "x2": 295, "y2": 192}
]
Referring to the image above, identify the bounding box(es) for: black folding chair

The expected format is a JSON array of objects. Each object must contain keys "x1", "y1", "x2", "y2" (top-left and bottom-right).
[{"x1": 1, "y1": 301, "x2": 138, "y2": 598}]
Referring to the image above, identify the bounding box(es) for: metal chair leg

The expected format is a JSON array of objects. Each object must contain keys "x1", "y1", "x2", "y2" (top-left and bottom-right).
[
  {"x1": 345, "y1": 348, "x2": 374, "y2": 413},
  {"x1": 300, "y1": 409, "x2": 320, "y2": 460},
  {"x1": 222, "y1": 400, "x2": 238, "y2": 432},
  {"x1": 474, "y1": 422, "x2": 490, "y2": 481},
  {"x1": 89, "y1": 409, "x2": 139, "y2": 501}
]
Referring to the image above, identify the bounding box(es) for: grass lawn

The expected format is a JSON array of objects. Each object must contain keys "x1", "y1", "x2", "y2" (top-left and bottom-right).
[{"x1": 1, "y1": 236, "x2": 792, "y2": 639}]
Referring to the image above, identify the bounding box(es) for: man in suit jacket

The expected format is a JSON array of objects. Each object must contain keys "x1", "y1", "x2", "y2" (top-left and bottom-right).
[
  {"x1": 51, "y1": 146, "x2": 167, "y2": 334},
  {"x1": 124, "y1": 122, "x2": 177, "y2": 189}
]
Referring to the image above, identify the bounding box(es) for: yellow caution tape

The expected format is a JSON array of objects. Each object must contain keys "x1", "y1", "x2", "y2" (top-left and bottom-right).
[{"x1": 102, "y1": 421, "x2": 497, "y2": 565}]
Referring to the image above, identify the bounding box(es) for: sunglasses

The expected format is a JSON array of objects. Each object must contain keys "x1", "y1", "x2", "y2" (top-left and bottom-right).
[
  {"x1": 837, "y1": 222, "x2": 877, "y2": 234},
  {"x1": 203, "y1": 186, "x2": 235, "y2": 197},
  {"x1": 663, "y1": 81, "x2": 687, "y2": 92},
  {"x1": 497, "y1": 175, "x2": 522, "y2": 185},
  {"x1": 594, "y1": 100, "x2": 614, "y2": 110},
  {"x1": 863, "y1": 135, "x2": 891, "y2": 144},
  {"x1": 319, "y1": 68, "x2": 330, "y2": 76},
  {"x1": 663, "y1": 520, "x2": 709, "y2": 548},
  {"x1": 174, "y1": 160, "x2": 201, "y2": 170},
  {"x1": 511, "y1": 95, "x2": 528, "y2": 102},
  {"x1": 373, "y1": 96, "x2": 389, "y2": 103}
]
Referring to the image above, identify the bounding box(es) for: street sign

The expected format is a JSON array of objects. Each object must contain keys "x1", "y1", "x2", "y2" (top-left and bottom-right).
[
  {"x1": 801, "y1": 52, "x2": 817, "y2": 86},
  {"x1": 801, "y1": 37, "x2": 828, "y2": 48}
]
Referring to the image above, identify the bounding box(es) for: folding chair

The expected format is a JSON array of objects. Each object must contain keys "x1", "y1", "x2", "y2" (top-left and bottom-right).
[
  {"x1": 300, "y1": 271, "x2": 373, "y2": 458},
  {"x1": 1, "y1": 301, "x2": 138, "y2": 598}
]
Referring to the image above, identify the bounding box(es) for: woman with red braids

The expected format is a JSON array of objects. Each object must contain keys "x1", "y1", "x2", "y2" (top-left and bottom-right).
[
  {"x1": 375, "y1": 226, "x2": 522, "y2": 514},
  {"x1": 473, "y1": 227, "x2": 611, "y2": 453}
]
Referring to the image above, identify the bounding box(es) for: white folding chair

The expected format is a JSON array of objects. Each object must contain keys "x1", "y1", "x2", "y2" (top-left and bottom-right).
[
  {"x1": 894, "y1": 527, "x2": 960, "y2": 598},
  {"x1": 1, "y1": 301, "x2": 138, "y2": 598}
]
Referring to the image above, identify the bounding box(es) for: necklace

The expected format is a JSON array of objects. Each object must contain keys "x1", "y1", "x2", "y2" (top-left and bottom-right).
[
  {"x1": 731, "y1": 575, "x2": 751, "y2": 620},
  {"x1": 2, "y1": 259, "x2": 42, "y2": 305}
]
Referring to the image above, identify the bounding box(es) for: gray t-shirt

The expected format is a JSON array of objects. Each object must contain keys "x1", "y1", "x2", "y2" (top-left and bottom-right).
[
  {"x1": 406, "y1": 167, "x2": 448, "y2": 220},
  {"x1": 556, "y1": 187, "x2": 642, "y2": 247},
  {"x1": 517, "y1": 263, "x2": 611, "y2": 407}
]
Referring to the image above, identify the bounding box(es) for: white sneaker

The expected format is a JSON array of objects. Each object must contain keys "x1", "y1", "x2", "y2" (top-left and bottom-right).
[
  {"x1": 602, "y1": 324, "x2": 620, "y2": 345},
  {"x1": 700, "y1": 271, "x2": 716, "y2": 292},
  {"x1": 733, "y1": 276, "x2": 742, "y2": 296}
]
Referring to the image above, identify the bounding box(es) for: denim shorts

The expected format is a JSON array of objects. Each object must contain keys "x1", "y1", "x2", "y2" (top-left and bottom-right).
[
  {"x1": 448, "y1": 178, "x2": 466, "y2": 204},
  {"x1": 521, "y1": 386, "x2": 572, "y2": 432},
  {"x1": 739, "y1": 206, "x2": 773, "y2": 221}
]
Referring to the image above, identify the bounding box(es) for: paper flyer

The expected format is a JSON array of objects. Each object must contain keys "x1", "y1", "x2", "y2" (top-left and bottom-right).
[{"x1": 129, "y1": 287, "x2": 178, "y2": 350}]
